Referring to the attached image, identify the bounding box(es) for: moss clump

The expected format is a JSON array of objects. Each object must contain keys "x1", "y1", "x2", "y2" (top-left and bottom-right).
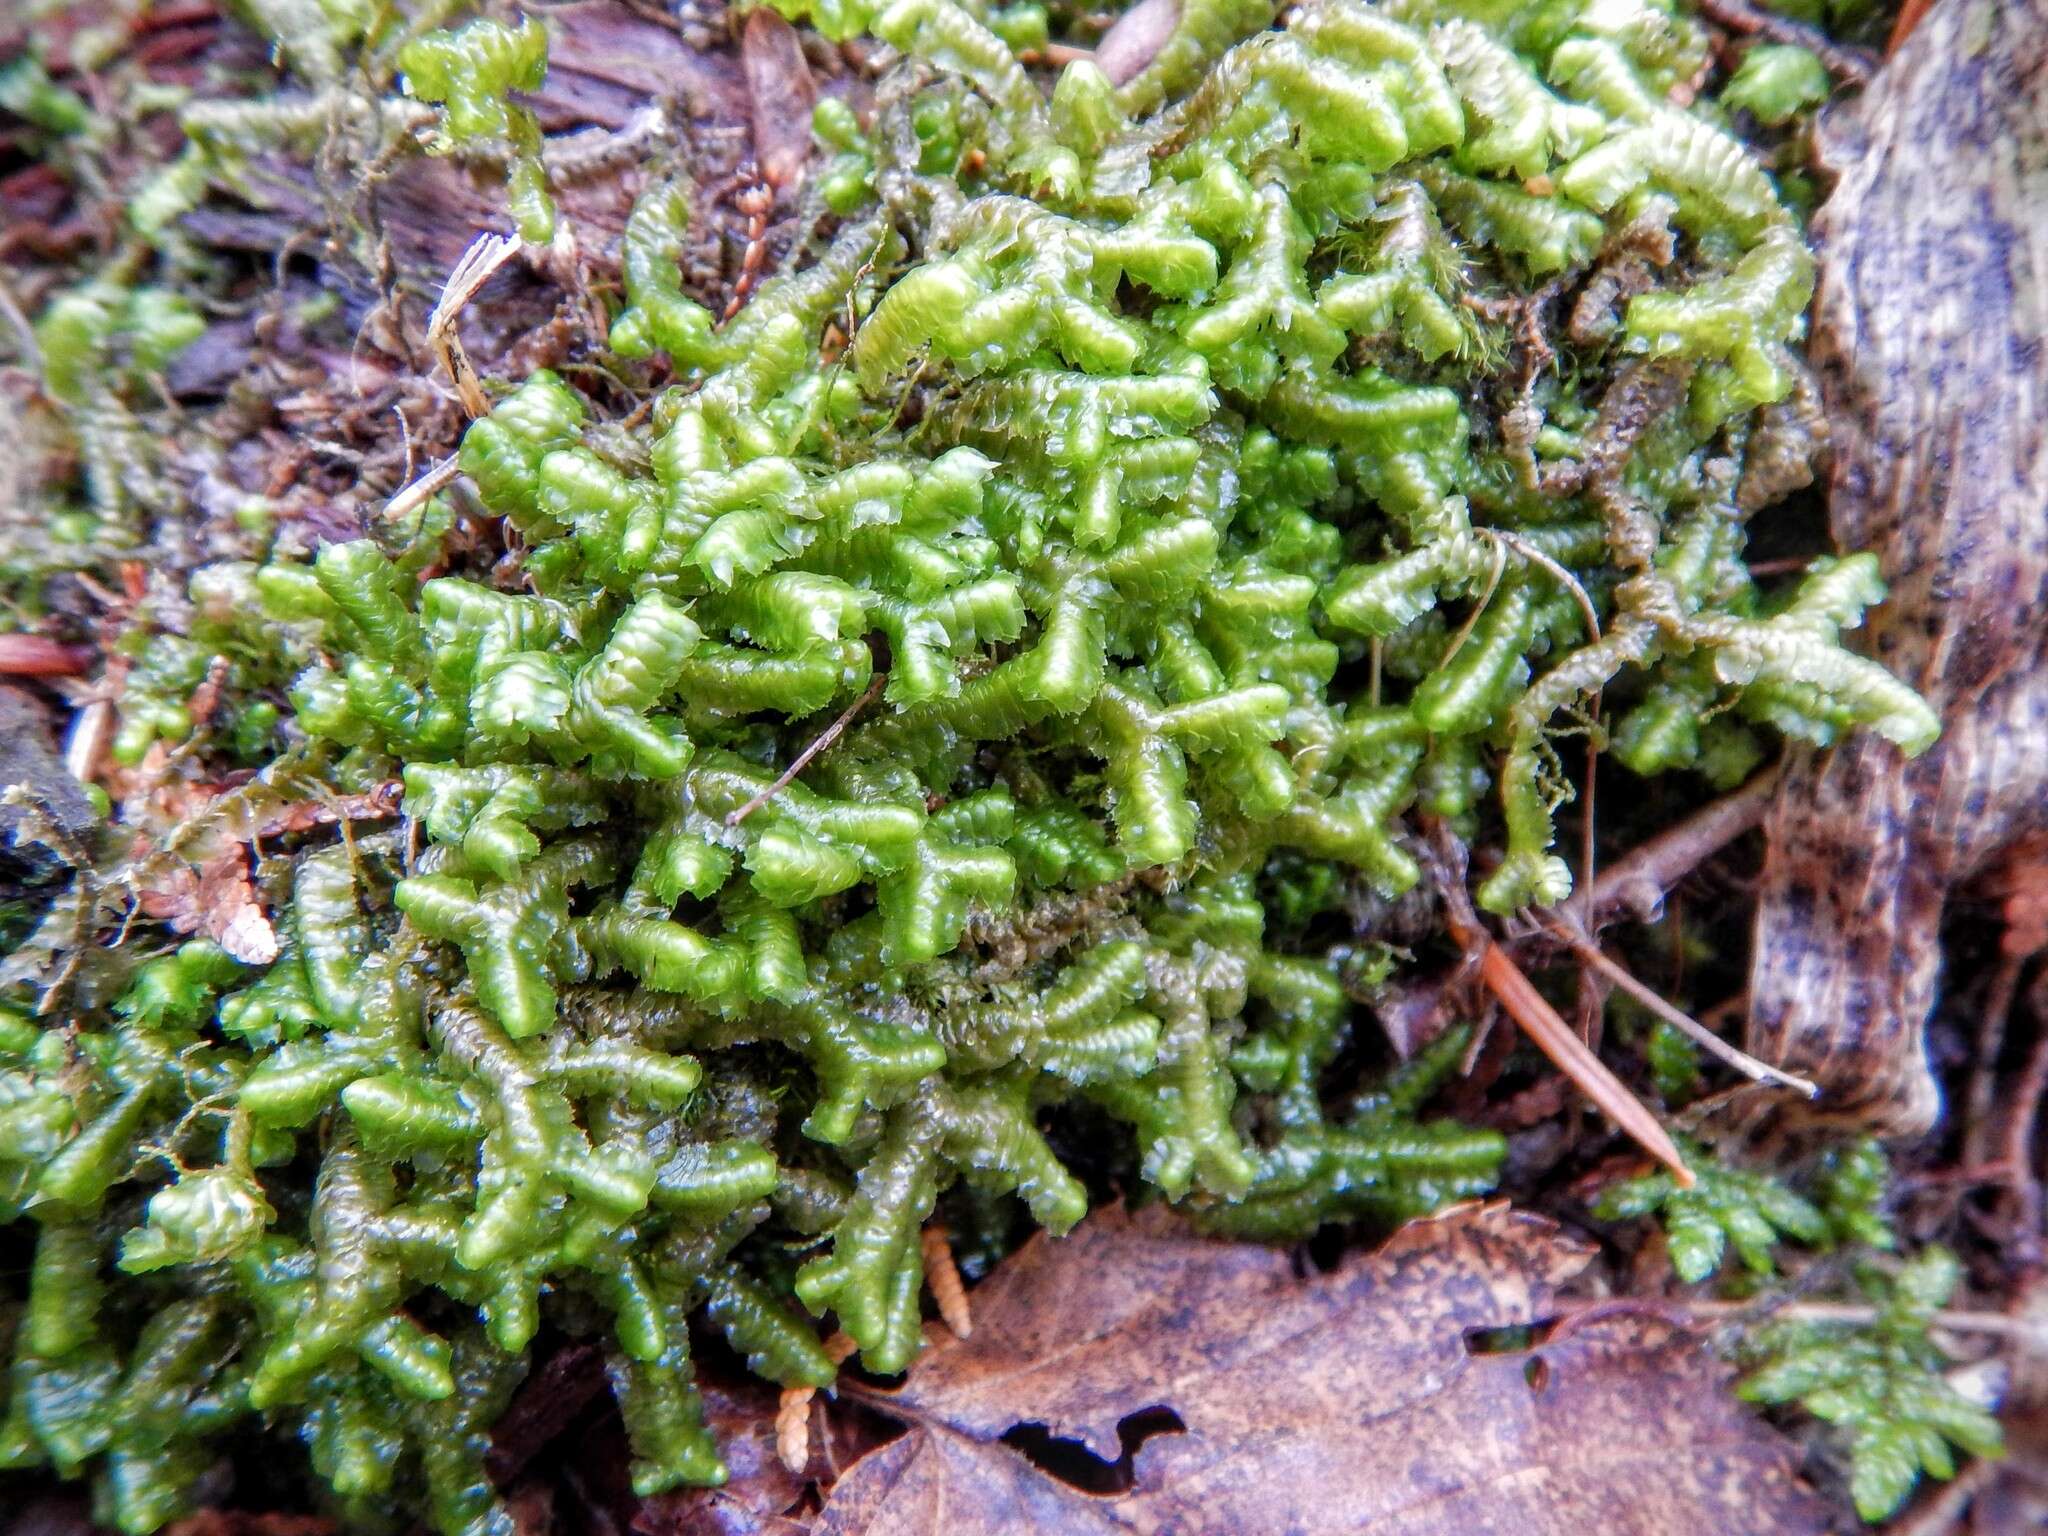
[
  {"x1": 1741, "y1": 1248, "x2": 2005, "y2": 1521},
  {"x1": 1, "y1": 0, "x2": 1938, "y2": 1530}
]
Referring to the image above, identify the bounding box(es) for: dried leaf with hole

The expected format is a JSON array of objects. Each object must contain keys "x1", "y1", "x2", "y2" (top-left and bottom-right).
[
  {"x1": 1745, "y1": 0, "x2": 2048, "y2": 1134},
  {"x1": 816, "y1": 1204, "x2": 1830, "y2": 1535}
]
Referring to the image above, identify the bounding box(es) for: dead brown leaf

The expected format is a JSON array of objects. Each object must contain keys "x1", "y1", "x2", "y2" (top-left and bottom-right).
[
  {"x1": 1746, "y1": 0, "x2": 2048, "y2": 1133},
  {"x1": 815, "y1": 1203, "x2": 1830, "y2": 1535},
  {"x1": 135, "y1": 847, "x2": 279, "y2": 964}
]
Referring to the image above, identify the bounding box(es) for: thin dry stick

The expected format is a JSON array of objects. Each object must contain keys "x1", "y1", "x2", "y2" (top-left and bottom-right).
[
  {"x1": 1490, "y1": 530, "x2": 1601, "y2": 641},
  {"x1": 776, "y1": 1330, "x2": 860, "y2": 1474},
  {"x1": 1438, "y1": 535, "x2": 1509, "y2": 669},
  {"x1": 1886, "y1": 0, "x2": 1936, "y2": 53},
  {"x1": 428, "y1": 232, "x2": 523, "y2": 419},
  {"x1": 923, "y1": 1225, "x2": 973, "y2": 1340},
  {"x1": 380, "y1": 455, "x2": 460, "y2": 522},
  {"x1": 1690, "y1": 0, "x2": 1876, "y2": 82},
  {"x1": 1575, "y1": 730, "x2": 1601, "y2": 1040},
  {"x1": 728, "y1": 672, "x2": 887, "y2": 827},
  {"x1": 1885, "y1": 1460, "x2": 1999, "y2": 1536},
  {"x1": 1542, "y1": 917, "x2": 1820, "y2": 1097},
  {"x1": 1476, "y1": 940, "x2": 1696, "y2": 1186},
  {"x1": 1589, "y1": 762, "x2": 1783, "y2": 925},
  {"x1": 1484, "y1": 530, "x2": 1610, "y2": 961},
  {"x1": 1430, "y1": 822, "x2": 1693, "y2": 1185},
  {"x1": 1673, "y1": 1298, "x2": 2048, "y2": 1347},
  {"x1": 1034, "y1": 40, "x2": 1094, "y2": 66}
]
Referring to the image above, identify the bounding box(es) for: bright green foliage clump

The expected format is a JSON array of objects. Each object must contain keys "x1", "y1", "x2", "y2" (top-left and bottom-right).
[
  {"x1": 1813, "y1": 1135, "x2": 1896, "y2": 1249},
  {"x1": 1596, "y1": 1135, "x2": 1896, "y2": 1283},
  {"x1": 0, "y1": 52, "x2": 94, "y2": 136},
  {"x1": 3, "y1": 0, "x2": 1942, "y2": 1530},
  {"x1": 1741, "y1": 1249, "x2": 2005, "y2": 1521},
  {"x1": 1723, "y1": 44, "x2": 1831, "y2": 126},
  {"x1": 30, "y1": 279, "x2": 202, "y2": 517},
  {"x1": 400, "y1": 17, "x2": 555, "y2": 242},
  {"x1": 1595, "y1": 1140, "x2": 1830, "y2": 1283},
  {"x1": 1644, "y1": 1016, "x2": 1704, "y2": 1104},
  {"x1": 1605, "y1": 1144, "x2": 2000, "y2": 1518}
]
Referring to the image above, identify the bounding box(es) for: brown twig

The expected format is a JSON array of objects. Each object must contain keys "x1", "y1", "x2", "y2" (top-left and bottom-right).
[
  {"x1": 1885, "y1": 1459, "x2": 1999, "y2": 1536},
  {"x1": 1429, "y1": 823, "x2": 1694, "y2": 1186},
  {"x1": 1670, "y1": 1298, "x2": 2048, "y2": 1346},
  {"x1": 1886, "y1": 0, "x2": 1937, "y2": 55},
  {"x1": 0, "y1": 635, "x2": 96, "y2": 677},
  {"x1": 727, "y1": 672, "x2": 886, "y2": 827},
  {"x1": 380, "y1": 455, "x2": 460, "y2": 522},
  {"x1": 1541, "y1": 917, "x2": 1820, "y2": 1098},
  {"x1": 1590, "y1": 763, "x2": 1782, "y2": 925},
  {"x1": 1475, "y1": 940, "x2": 1695, "y2": 1186},
  {"x1": 428, "y1": 233, "x2": 523, "y2": 420},
  {"x1": 1438, "y1": 536, "x2": 1508, "y2": 669}
]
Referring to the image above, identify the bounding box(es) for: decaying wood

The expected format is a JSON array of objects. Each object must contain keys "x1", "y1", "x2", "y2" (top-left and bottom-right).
[
  {"x1": 0, "y1": 687, "x2": 99, "y2": 847},
  {"x1": 1745, "y1": 0, "x2": 2048, "y2": 1135}
]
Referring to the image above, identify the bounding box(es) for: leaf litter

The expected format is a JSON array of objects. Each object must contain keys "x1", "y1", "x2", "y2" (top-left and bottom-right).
[{"x1": 797, "y1": 1203, "x2": 1832, "y2": 1535}]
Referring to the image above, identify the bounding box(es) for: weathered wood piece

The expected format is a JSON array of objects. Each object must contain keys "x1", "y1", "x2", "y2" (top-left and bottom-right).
[{"x1": 1746, "y1": 0, "x2": 2048, "y2": 1132}]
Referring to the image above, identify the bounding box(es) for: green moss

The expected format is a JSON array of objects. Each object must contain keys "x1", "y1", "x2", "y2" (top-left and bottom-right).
[
  {"x1": 1595, "y1": 1134, "x2": 1900, "y2": 1285},
  {"x1": 1741, "y1": 1249, "x2": 2004, "y2": 1521},
  {"x1": 1723, "y1": 43, "x2": 1832, "y2": 126},
  {"x1": 2, "y1": 0, "x2": 1940, "y2": 1528},
  {"x1": 0, "y1": 54, "x2": 94, "y2": 136},
  {"x1": 1595, "y1": 1140, "x2": 1830, "y2": 1283},
  {"x1": 400, "y1": 17, "x2": 556, "y2": 243}
]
